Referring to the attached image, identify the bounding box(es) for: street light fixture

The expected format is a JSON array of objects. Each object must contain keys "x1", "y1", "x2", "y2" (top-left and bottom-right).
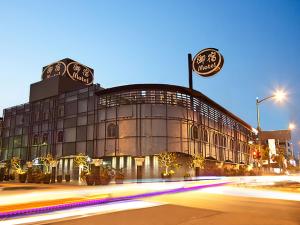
[
  {"x1": 288, "y1": 123, "x2": 296, "y2": 130},
  {"x1": 256, "y1": 89, "x2": 287, "y2": 131}
]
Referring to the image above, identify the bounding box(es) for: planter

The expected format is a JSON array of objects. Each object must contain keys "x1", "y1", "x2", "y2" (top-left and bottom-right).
[
  {"x1": 183, "y1": 176, "x2": 191, "y2": 181},
  {"x1": 4, "y1": 174, "x2": 9, "y2": 181},
  {"x1": 100, "y1": 177, "x2": 111, "y2": 185},
  {"x1": 115, "y1": 178, "x2": 124, "y2": 184},
  {"x1": 27, "y1": 175, "x2": 34, "y2": 183},
  {"x1": 34, "y1": 175, "x2": 42, "y2": 183},
  {"x1": 0, "y1": 168, "x2": 5, "y2": 182},
  {"x1": 65, "y1": 174, "x2": 71, "y2": 182},
  {"x1": 85, "y1": 174, "x2": 94, "y2": 186},
  {"x1": 161, "y1": 173, "x2": 172, "y2": 179},
  {"x1": 9, "y1": 174, "x2": 15, "y2": 180},
  {"x1": 57, "y1": 175, "x2": 63, "y2": 183},
  {"x1": 19, "y1": 173, "x2": 27, "y2": 183},
  {"x1": 43, "y1": 173, "x2": 51, "y2": 184}
]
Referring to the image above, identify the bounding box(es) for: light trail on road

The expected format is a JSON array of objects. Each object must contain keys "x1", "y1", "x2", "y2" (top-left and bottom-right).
[{"x1": 0, "y1": 181, "x2": 229, "y2": 220}]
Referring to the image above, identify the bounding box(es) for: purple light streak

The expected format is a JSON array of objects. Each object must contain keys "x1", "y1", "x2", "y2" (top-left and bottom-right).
[{"x1": 0, "y1": 181, "x2": 229, "y2": 219}]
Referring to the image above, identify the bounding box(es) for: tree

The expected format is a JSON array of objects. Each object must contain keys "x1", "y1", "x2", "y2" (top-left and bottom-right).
[
  {"x1": 74, "y1": 153, "x2": 91, "y2": 181},
  {"x1": 11, "y1": 157, "x2": 26, "y2": 175},
  {"x1": 41, "y1": 154, "x2": 57, "y2": 174},
  {"x1": 190, "y1": 154, "x2": 205, "y2": 169},
  {"x1": 158, "y1": 152, "x2": 180, "y2": 177}
]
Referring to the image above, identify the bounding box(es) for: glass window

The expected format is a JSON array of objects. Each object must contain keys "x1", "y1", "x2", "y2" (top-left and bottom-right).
[
  {"x1": 107, "y1": 123, "x2": 118, "y2": 138},
  {"x1": 202, "y1": 129, "x2": 208, "y2": 142},
  {"x1": 191, "y1": 125, "x2": 199, "y2": 139},
  {"x1": 42, "y1": 133, "x2": 48, "y2": 144},
  {"x1": 57, "y1": 131, "x2": 64, "y2": 142},
  {"x1": 77, "y1": 116, "x2": 87, "y2": 126},
  {"x1": 63, "y1": 142, "x2": 76, "y2": 156},
  {"x1": 33, "y1": 134, "x2": 39, "y2": 145},
  {"x1": 76, "y1": 126, "x2": 87, "y2": 141},
  {"x1": 65, "y1": 102, "x2": 77, "y2": 116},
  {"x1": 214, "y1": 133, "x2": 219, "y2": 146},
  {"x1": 64, "y1": 128, "x2": 76, "y2": 142},
  {"x1": 64, "y1": 117, "x2": 77, "y2": 128},
  {"x1": 78, "y1": 99, "x2": 87, "y2": 113}
]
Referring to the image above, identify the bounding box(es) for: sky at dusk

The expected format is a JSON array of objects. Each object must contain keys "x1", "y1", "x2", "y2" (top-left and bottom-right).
[{"x1": 0, "y1": 0, "x2": 300, "y2": 153}]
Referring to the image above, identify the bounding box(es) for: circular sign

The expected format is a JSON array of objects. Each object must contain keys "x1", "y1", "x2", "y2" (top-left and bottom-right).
[
  {"x1": 67, "y1": 62, "x2": 94, "y2": 86},
  {"x1": 192, "y1": 48, "x2": 224, "y2": 77}
]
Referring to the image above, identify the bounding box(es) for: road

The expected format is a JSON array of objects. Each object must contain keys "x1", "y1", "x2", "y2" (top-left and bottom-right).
[
  {"x1": 0, "y1": 176, "x2": 300, "y2": 225},
  {"x1": 47, "y1": 187, "x2": 300, "y2": 225}
]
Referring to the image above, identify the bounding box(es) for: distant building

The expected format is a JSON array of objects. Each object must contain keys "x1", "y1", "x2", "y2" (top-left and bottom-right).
[
  {"x1": 259, "y1": 130, "x2": 295, "y2": 169},
  {"x1": 0, "y1": 58, "x2": 255, "y2": 179}
]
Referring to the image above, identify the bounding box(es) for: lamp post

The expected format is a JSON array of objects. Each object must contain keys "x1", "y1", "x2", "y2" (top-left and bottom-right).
[
  {"x1": 255, "y1": 89, "x2": 287, "y2": 172},
  {"x1": 256, "y1": 89, "x2": 287, "y2": 131}
]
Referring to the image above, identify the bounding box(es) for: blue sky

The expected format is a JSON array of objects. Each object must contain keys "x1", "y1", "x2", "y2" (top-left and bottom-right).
[{"x1": 1, "y1": 0, "x2": 300, "y2": 152}]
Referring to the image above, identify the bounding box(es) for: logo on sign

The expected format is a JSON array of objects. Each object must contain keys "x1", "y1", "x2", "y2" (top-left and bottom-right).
[
  {"x1": 67, "y1": 62, "x2": 94, "y2": 86},
  {"x1": 192, "y1": 48, "x2": 224, "y2": 77}
]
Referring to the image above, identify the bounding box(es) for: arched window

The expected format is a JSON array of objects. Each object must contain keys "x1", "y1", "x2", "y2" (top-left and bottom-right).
[
  {"x1": 42, "y1": 133, "x2": 48, "y2": 144},
  {"x1": 214, "y1": 133, "x2": 219, "y2": 146},
  {"x1": 191, "y1": 125, "x2": 199, "y2": 139},
  {"x1": 33, "y1": 134, "x2": 39, "y2": 145},
  {"x1": 202, "y1": 129, "x2": 208, "y2": 142},
  {"x1": 230, "y1": 139, "x2": 235, "y2": 150},
  {"x1": 57, "y1": 131, "x2": 63, "y2": 142},
  {"x1": 107, "y1": 123, "x2": 118, "y2": 138},
  {"x1": 222, "y1": 136, "x2": 227, "y2": 148}
]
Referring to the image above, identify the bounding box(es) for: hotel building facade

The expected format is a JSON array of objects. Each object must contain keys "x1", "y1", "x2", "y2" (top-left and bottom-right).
[{"x1": 0, "y1": 59, "x2": 255, "y2": 179}]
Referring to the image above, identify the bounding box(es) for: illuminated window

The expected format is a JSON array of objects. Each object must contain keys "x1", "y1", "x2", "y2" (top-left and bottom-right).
[
  {"x1": 107, "y1": 123, "x2": 118, "y2": 138},
  {"x1": 57, "y1": 131, "x2": 63, "y2": 142}
]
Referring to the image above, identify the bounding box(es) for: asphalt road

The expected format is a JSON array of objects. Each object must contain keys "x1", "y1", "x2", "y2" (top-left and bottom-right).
[{"x1": 47, "y1": 188, "x2": 300, "y2": 225}]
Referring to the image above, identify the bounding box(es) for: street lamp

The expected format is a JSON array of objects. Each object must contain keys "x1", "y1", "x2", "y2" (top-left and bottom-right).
[
  {"x1": 288, "y1": 123, "x2": 296, "y2": 130},
  {"x1": 256, "y1": 89, "x2": 287, "y2": 130}
]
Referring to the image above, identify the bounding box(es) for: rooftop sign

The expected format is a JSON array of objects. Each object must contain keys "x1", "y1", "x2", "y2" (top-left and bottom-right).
[{"x1": 42, "y1": 59, "x2": 94, "y2": 86}]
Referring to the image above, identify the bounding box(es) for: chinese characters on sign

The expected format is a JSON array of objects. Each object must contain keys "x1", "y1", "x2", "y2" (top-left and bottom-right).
[
  {"x1": 67, "y1": 62, "x2": 93, "y2": 85},
  {"x1": 42, "y1": 60, "x2": 94, "y2": 86},
  {"x1": 43, "y1": 61, "x2": 67, "y2": 79},
  {"x1": 192, "y1": 48, "x2": 224, "y2": 77}
]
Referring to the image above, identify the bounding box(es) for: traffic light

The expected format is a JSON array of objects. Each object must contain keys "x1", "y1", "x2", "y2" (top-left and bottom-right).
[
  {"x1": 253, "y1": 150, "x2": 257, "y2": 159},
  {"x1": 257, "y1": 150, "x2": 261, "y2": 159},
  {"x1": 253, "y1": 149, "x2": 261, "y2": 159}
]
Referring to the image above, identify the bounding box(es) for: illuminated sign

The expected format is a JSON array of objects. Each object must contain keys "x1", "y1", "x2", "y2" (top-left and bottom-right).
[
  {"x1": 42, "y1": 61, "x2": 67, "y2": 80},
  {"x1": 192, "y1": 48, "x2": 224, "y2": 77},
  {"x1": 42, "y1": 59, "x2": 94, "y2": 86},
  {"x1": 67, "y1": 62, "x2": 93, "y2": 85}
]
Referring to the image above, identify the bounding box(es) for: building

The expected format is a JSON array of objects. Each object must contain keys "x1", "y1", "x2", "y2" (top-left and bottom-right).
[
  {"x1": 259, "y1": 130, "x2": 295, "y2": 170},
  {"x1": 0, "y1": 58, "x2": 255, "y2": 179}
]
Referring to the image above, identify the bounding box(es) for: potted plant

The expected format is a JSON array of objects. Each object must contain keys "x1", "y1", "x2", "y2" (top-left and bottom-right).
[
  {"x1": 100, "y1": 165, "x2": 113, "y2": 185},
  {"x1": 57, "y1": 175, "x2": 63, "y2": 183},
  {"x1": 85, "y1": 172, "x2": 94, "y2": 186},
  {"x1": 65, "y1": 174, "x2": 71, "y2": 182},
  {"x1": 114, "y1": 168, "x2": 125, "y2": 184}
]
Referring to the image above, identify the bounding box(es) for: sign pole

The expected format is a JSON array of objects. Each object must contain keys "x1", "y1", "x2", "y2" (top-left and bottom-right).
[{"x1": 188, "y1": 53, "x2": 193, "y2": 90}]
